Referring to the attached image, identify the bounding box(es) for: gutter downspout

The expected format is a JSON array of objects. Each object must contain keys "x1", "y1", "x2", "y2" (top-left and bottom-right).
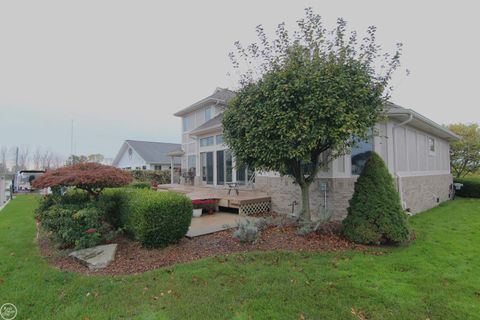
[{"x1": 392, "y1": 113, "x2": 413, "y2": 210}]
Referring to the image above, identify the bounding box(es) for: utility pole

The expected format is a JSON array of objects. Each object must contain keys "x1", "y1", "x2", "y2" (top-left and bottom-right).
[
  {"x1": 14, "y1": 147, "x2": 19, "y2": 174},
  {"x1": 70, "y1": 119, "x2": 74, "y2": 157}
]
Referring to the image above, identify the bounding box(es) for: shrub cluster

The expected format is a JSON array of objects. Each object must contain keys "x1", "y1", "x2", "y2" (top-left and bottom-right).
[
  {"x1": 35, "y1": 189, "x2": 116, "y2": 249},
  {"x1": 342, "y1": 153, "x2": 410, "y2": 245},
  {"x1": 36, "y1": 187, "x2": 193, "y2": 249},
  {"x1": 454, "y1": 177, "x2": 480, "y2": 198},
  {"x1": 128, "y1": 182, "x2": 151, "y2": 189},
  {"x1": 130, "y1": 170, "x2": 170, "y2": 185}
]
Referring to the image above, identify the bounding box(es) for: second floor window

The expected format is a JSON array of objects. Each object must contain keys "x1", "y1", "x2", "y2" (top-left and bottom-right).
[
  {"x1": 182, "y1": 116, "x2": 190, "y2": 132},
  {"x1": 200, "y1": 136, "x2": 215, "y2": 147},
  {"x1": 205, "y1": 107, "x2": 213, "y2": 121}
]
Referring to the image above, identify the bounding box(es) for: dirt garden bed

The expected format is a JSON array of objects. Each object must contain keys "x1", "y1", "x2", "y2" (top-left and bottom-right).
[{"x1": 38, "y1": 214, "x2": 369, "y2": 276}]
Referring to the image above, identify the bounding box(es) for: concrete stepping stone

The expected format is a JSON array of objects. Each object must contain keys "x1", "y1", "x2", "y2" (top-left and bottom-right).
[{"x1": 69, "y1": 244, "x2": 117, "y2": 270}]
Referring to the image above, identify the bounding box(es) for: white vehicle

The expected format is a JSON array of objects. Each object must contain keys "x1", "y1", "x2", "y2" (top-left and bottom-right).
[{"x1": 14, "y1": 170, "x2": 45, "y2": 192}]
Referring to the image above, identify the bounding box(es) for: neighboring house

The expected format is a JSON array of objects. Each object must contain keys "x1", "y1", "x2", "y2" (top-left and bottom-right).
[
  {"x1": 112, "y1": 140, "x2": 181, "y2": 171},
  {"x1": 173, "y1": 88, "x2": 461, "y2": 219}
]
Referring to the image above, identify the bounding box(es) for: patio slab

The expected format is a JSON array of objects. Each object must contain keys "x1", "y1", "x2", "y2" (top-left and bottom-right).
[{"x1": 186, "y1": 212, "x2": 254, "y2": 238}]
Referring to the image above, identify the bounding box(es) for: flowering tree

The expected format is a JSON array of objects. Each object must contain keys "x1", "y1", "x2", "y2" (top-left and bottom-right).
[{"x1": 32, "y1": 162, "x2": 133, "y2": 198}]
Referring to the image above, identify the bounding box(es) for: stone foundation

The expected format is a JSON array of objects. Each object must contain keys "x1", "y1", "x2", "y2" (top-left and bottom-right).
[
  {"x1": 398, "y1": 174, "x2": 453, "y2": 214},
  {"x1": 254, "y1": 176, "x2": 356, "y2": 221},
  {"x1": 254, "y1": 173, "x2": 453, "y2": 220}
]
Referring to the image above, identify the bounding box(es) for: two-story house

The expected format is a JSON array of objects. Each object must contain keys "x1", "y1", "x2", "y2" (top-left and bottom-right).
[{"x1": 174, "y1": 88, "x2": 460, "y2": 220}]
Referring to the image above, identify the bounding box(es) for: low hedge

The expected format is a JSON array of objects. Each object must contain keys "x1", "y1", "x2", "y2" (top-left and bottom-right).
[
  {"x1": 131, "y1": 170, "x2": 170, "y2": 185},
  {"x1": 37, "y1": 187, "x2": 193, "y2": 249},
  {"x1": 128, "y1": 182, "x2": 151, "y2": 189},
  {"x1": 126, "y1": 190, "x2": 193, "y2": 248},
  {"x1": 454, "y1": 178, "x2": 480, "y2": 198}
]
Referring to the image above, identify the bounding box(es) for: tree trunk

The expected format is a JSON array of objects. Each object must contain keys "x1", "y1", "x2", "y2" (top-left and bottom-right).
[{"x1": 300, "y1": 183, "x2": 312, "y2": 221}]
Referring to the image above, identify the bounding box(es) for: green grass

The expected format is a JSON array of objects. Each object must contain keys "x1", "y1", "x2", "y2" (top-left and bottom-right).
[{"x1": 1, "y1": 196, "x2": 479, "y2": 319}]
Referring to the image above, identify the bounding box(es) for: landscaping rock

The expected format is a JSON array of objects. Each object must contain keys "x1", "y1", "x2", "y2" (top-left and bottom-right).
[{"x1": 69, "y1": 244, "x2": 118, "y2": 270}]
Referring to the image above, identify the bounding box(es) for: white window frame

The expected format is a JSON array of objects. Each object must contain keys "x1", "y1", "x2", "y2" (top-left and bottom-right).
[
  {"x1": 187, "y1": 155, "x2": 196, "y2": 171},
  {"x1": 205, "y1": 106, "x2": 213, "y2": 121},
  {"x1": 200, "y1": 136, "x2": 215, "y2": 147},
  {"x1": 182, "y1": 116, "x2": 190, "y2": 132},
  {"x1": 428, "y1": 136, "x2": 436, "y2": 156}
]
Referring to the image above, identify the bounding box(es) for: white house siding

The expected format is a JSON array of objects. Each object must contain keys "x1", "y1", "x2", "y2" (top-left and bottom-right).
[
  {"x1": 116, "y1": 146, "x2": 148, "y2": 169},
  {"x1": 255, "y1": 120, "x2": 454, "y2": 220},
  {"x1": 180, "y1": 104, "x2": 222, "y2": 172}
]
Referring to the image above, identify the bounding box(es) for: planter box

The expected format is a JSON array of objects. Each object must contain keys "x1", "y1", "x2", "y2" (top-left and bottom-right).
[{"x1": 192, "y1": 208, "x2": 203, "y2": 217}]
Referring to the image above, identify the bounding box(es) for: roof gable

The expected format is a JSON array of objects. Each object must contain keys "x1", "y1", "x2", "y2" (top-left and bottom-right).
[
  {"x1": 189, "y1": 113, "x2": 223, "y2": 136},
  {"x1": 113, "y1": 140, "x2": 182, "y2": 166},
  {"x1": 174, "y1": 88, "x2": 236, "y2": 117}
]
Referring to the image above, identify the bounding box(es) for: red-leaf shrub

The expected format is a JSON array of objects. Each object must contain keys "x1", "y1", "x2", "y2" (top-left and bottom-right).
[{"x1": 32, "y1": 162, "x2": 133, "y2": 198}]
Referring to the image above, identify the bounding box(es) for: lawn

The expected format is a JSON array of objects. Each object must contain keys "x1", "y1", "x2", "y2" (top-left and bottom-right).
[{"x1": 0, "y1": 196, "x2": 479, "y2": 319}]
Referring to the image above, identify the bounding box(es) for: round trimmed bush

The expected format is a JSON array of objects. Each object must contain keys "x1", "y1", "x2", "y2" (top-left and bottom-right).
[
  {"x1": 342, "y1": 152, "x2": 410, "y2": 245},
  {"x1": 129, "y1": 190, "x2": 193, "y2": 248},
  {"x1": 96, "y1": 188, "x2": 132, "y2": 229}
]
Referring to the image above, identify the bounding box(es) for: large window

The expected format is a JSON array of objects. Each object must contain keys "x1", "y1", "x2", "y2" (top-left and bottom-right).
[
  {"x1": 200, "y1": 136, "x2": 215, "y2": 147},
  {"x1": 216, "y1": 134, "x2": 224, "y2": 145},
  {"x1": 187, "y1": 155, "x2": 196, "y2": 175},
  {"x1": 205, "y1": 106, "x2": 213, "y2": 121},
  {"x1": 200, "y1": 152, "x2": 214, "y2": 184},
  {"x1": 216, "y1": 149, "x2": 233, "y2": 185},
  {"x1": 351, "y1": 136, "x2": 373, "y2": 175},
  {"x1": 182, "y1": 116, "x2": 191, "y2": 132},
  {"x1": 236, "y1": 165, "x2": 254, "y2": 185}
]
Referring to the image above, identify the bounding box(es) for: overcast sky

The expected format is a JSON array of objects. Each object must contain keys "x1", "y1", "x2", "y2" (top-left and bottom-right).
[{"x1": 1, "y1": 0, "x2": 478, "y2": 160}]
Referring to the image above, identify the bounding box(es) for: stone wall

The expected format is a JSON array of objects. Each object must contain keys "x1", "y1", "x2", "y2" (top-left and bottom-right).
[
  {"x1": 254, "y1": 173, "x2": 453, "y2": 220},
  {"x1": 399, "y1": 174, "x2": 453, "y2": 214},
  {"x1": 254, "y1": 176, "x2": 357, "y2": 221}
]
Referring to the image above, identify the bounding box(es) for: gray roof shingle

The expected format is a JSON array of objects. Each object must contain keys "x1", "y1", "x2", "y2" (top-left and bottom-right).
[
  {"x1": 189, "y1": 113, "x2": 223, "y2": 135},
  {"x1": 174, "y1": 88, "x2": 236, "y2": 116},
  {"x1": 126, "y1": 140, "x2": 182, "y2": 164}
]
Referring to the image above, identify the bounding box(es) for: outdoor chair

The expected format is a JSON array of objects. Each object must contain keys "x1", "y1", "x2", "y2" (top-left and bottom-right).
[{"x1": 226, "y1": 182, "x2": 239, "y2": 196}]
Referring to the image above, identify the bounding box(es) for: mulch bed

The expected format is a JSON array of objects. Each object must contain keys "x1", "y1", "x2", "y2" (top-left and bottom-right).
[{"x1": 38, "y1": 215, "x2": 369, "y2": 276}]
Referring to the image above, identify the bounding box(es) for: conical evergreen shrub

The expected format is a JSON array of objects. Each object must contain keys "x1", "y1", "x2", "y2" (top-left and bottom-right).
[{"x1": 342, "y1": 152, "x2": 410, "y2": 245}]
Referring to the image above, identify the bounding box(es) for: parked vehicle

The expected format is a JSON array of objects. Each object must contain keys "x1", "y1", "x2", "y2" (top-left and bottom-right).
[{"x1": 13, "y1": 170, "x2": 45, "y2": 192}]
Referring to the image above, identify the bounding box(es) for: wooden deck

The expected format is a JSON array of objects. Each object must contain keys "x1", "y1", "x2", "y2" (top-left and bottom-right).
[{"x1": 157, "y1": 184, "x2": 271, "y2": 213}]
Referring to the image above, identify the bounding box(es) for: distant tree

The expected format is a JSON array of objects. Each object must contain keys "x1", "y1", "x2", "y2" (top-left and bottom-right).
[
  {"x1": 66, "y1": 154, "x2": 105, "y2": 166},
  {"x1": 66, "y1": 154, "x2": 88, "y2": 166},
  {"x1": 33, "y1": 147, "x2": 42, "y2": 170},
  {"x1": 51, "y1": 155, "x2": 64, "y2": 169},
  {"x1": 447, "y1": 123, "x2": 480, "y2": 178},
  {"x1": 32, "y1": 162, "x2": 133, "y2": 198},
  {"x1": 17, "y1": 146, "x2": 29, "y2": 170},
  {"x1": 0, "y1": 146, "x2": 8, "y2": 173},
  {"x1": 87, "y1": 154, "x2": 105, "y2": 163},
  {"x1": 223, "y1": 8, "x2": 403, "y2": 221}
]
